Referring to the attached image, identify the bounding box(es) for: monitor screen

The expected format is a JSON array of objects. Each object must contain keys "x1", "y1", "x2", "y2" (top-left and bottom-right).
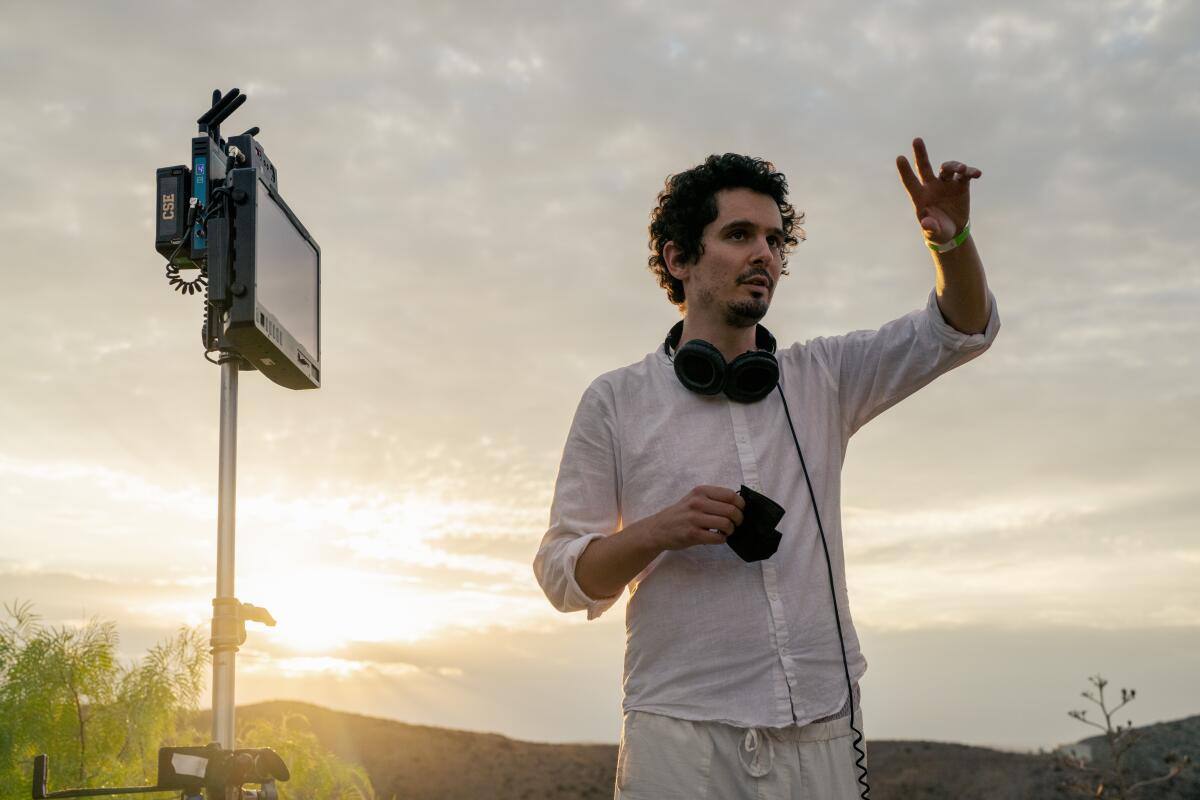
[{"x1": 254, "y1": 179, "x2": 319, "y2": 358}]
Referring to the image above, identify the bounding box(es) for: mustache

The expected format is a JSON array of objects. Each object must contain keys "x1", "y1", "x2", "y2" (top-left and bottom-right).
[{"x1": 737, "y1": 269, "x2": 774, "y2": 289}]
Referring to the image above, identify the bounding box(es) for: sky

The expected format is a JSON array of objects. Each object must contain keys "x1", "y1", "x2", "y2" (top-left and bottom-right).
[{"x1": 1, "y1": 0, "x2": 1198, "y2": 753}]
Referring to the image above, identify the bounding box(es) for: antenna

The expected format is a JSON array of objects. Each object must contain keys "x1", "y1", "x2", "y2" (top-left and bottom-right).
[
  {"x1": 197, "y1": 88, "x2": 240, "y2": 126},
  {"x1": 197, "y1": 88, "x2": 247, "y2": 141}
]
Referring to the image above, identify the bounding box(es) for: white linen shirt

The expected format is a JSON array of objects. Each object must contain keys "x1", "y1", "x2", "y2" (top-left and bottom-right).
[{"x1": 533, "y1": 290, "x2": 1000, "y2": 729}]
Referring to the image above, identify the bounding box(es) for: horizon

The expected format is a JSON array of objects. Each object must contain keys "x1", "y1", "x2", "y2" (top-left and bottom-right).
[
  {"x1": 216, "y1": 696, "x2": 1199, "y2": 753},
  {"x1": 2, "y1": 0, "x2": 1198, "y2": 755}
]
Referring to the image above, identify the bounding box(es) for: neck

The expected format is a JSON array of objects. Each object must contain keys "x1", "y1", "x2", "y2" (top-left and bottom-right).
[{"x1": 677, "y1": 315, "x2": 759, "y2": 361}]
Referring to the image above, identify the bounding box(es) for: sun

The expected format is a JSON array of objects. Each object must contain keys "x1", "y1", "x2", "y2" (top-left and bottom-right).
[
  {"x1": 235, "y1": 568, "x2": 443, "y2": 654},
  {"x1": 214, "y1": 489, "x2": 530, "y2": 658}
]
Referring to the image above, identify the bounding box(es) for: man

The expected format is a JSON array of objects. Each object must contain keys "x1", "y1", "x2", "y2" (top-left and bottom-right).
[{"x1": 533, "y1": 139, "x2": 999, "y2": 799}]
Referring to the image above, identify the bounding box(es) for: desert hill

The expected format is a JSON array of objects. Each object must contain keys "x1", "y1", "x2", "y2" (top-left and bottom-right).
[
  {"x1": 201, "y1": 702, "x2": 614, "y2": 800},
  {"x1": 203, "y1": 701, "x2": 1198, "y2": 799},
  {"x1": 1073, "y1": 713, "x2": 1200, "y2": 799}
]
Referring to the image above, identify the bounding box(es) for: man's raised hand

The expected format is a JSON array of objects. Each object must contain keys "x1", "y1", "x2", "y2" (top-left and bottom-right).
[{"x1": 896, "y1": 137, "x2": 982, "y2": 244}]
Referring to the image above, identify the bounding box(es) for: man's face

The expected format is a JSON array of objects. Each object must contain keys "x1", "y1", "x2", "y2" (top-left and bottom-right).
[{"x1": 674, "y1": 187, "x2": 786, "y2": 328}]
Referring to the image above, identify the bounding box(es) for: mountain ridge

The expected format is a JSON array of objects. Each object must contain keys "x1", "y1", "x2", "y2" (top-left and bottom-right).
[{"x1": 203, "y1": 700, "x2": 1199, "y2": 799}]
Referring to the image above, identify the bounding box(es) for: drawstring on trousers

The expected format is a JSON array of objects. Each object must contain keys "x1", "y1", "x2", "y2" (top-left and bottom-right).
[
  {"x1": 738, "y1": 728, "x2": 775, "y2": 778},
  {"x1": 736, "y1": 692, "x2": 858, "y2": 780}
]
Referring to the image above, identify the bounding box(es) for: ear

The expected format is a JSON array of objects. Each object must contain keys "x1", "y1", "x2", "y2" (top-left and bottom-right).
[{"x1": 664, "y1": 241, "x2": 690, "y2": 281}]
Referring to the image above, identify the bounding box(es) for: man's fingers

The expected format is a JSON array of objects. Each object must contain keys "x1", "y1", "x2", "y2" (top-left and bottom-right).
[
  {"x1": 696, "y1": 498, "x2": 743, "y2": 527},
  {"x1": 896, "y1": 156, "x2": 922, "y2": 199},
  {"x1": 697, "y1": 514, "x2": 735, "y2": 536},
  {"x1": 695, "y1": 529, "x2": 730, "y2": 545},
  {"x1": 913, "y1": 137, "x2": 936, "y2": 182},
  {"x1": 939, "y1": 161, "x2": 983, "y2": 182},
  {"x1": 695, "y1": 485, "x2": 745, "y2": 509}
]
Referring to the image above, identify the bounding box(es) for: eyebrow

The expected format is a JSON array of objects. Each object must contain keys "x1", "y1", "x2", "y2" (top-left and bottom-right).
[{"x1": 720, "y1": 219, "x2": 786, "y2": 240}]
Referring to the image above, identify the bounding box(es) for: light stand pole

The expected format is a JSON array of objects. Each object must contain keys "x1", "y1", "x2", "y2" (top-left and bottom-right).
[
  {"x1": 211, "y1": 360, "x2": 239, "y2": 750},
  {"x1": 208, "y1": 355, "x2": 276, "y2": 764}
]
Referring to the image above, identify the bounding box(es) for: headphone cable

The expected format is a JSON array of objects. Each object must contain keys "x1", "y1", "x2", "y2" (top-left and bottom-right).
[{"x1": 777, "y1": 385, "x2": 871, "y2": 799}]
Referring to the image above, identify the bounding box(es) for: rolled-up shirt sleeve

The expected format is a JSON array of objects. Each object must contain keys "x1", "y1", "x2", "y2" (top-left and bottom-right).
[
  {"x1": 818, "y1": 289, "x2": 1000, "y2": 438},
  {"x1": 533, "y1": 380, "x2": 623, "y2": 620}
]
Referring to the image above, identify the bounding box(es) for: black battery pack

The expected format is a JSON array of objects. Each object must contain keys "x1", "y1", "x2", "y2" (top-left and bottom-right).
[{"x1": 155, "y1": 165, "x2": 193, "y2": 265}]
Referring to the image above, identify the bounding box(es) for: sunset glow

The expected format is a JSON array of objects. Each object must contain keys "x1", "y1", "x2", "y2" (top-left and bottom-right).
[{"x1": 2, "y1": 0, "x2": 1196, "y2": 753}]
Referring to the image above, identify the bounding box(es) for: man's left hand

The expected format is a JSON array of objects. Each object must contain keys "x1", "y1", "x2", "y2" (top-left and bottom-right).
[{"x1": 896, "y1": 137, "x2": 981, "y2": 243}]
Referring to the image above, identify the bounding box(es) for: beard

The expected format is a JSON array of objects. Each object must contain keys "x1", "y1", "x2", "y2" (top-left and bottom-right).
[{"x1": 723, "y1": 296, "x2": 769, "y2": 327}]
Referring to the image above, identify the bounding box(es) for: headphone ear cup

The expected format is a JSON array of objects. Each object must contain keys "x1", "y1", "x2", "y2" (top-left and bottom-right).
[
  {"x1": 673, "y1": 340, "x2": 727, "y2": 395},
  {"x1": 724, "y1": 351, "x2": 779, "y2": 403}
]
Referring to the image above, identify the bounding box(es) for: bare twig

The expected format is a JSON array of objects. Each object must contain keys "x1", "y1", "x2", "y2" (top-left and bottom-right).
[{"x1": 1063, "y1": 674, "x2": 1191, "y2": 799}]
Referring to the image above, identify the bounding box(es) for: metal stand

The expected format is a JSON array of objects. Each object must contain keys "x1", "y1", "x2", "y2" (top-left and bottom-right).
[
  {"x1": 208, "y1": 358, "x2": 277, "y2": 761},
  {"x1": 212, "y1": 361, "x2": 239, "y2": 750},
  {"x1": 28, "y1": 87, "x2": 296, "y2": 800}
]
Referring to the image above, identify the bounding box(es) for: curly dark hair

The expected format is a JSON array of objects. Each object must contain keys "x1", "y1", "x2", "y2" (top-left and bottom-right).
[{"x1": 647, "y1": 153, "x2": 805, "y2": 309}]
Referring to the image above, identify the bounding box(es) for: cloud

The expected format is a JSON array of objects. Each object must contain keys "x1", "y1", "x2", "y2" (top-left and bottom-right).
[{"x1": 2, "y1": 0, "x2": 1197, "y2": 746}]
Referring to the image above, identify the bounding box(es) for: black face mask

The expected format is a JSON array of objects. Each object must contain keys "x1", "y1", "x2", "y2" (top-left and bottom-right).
[{"x1": 726, "y1": 485, "x2": 785, "y2": 562}]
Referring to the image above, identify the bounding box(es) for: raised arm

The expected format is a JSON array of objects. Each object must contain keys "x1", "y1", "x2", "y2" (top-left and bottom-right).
[{"x1": 897, "y1": 137, "x2": 991, "y2": 335}]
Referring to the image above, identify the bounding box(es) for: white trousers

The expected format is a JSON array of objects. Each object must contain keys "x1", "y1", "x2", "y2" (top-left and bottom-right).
[{"x1": 614, "y1": 710, "x2": 868, "y2": 800}]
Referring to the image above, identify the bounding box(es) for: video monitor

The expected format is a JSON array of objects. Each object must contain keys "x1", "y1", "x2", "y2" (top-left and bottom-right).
[{"x1": 224, "y1": 167, "x2": 321, "y2": 389}]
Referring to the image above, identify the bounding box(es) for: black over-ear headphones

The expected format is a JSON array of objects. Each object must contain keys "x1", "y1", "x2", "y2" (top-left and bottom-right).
[{"x1": 664, "y1": 321, "x2": 780, "y2": 403}]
